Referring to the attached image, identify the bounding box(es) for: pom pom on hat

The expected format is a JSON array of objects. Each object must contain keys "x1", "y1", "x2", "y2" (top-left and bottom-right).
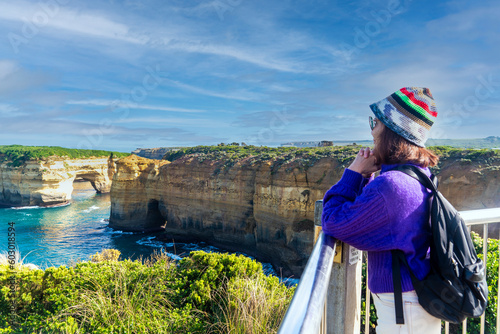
[{"x1": 369, "y1": 87, "x2": 437, "y2": 147}]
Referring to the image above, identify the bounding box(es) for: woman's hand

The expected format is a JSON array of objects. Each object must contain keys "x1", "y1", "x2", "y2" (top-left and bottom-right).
[{"x1": 347, "y1": 147, "x2": 380, "y2": 178}]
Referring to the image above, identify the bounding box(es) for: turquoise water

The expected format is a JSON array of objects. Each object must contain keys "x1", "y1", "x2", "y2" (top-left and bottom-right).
[
  {"x1": 0, "y1": 182, "x2": 225, "y2": 268},
  {"x1": 0, "y1": 182, "x2": 280, "y2": 277},
  {"x1": 1, "y1": 182, "x2": 158, "y2": 267}
]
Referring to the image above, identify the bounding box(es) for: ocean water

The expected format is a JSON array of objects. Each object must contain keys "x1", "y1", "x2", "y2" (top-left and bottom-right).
[{"x1": 0, "y1": 181, "x2": 284, "y2": 280}]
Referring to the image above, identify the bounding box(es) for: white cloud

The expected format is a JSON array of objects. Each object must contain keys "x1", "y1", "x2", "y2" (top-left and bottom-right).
[
  {"x1": 426, "y1": 5, "x2": 500, "y2": 42},
  {"x1": 164, "y1": 79, "x2": 264, "y2": 102},
  {"x1": 153, "y1": 39, "x2": 306, "y2": 73},
  {"x1": 113, "y1": 116, "x2": 233, "y2": 128},
  {"x1": 0, "y1": 60, "x2": 19, "y2": 80},
  {"x1": 0, "y1": 103, "x2": 29, "y2": 117},
  {"x1": 0, "y1": 1, "x2": 345, "y2": 74},
  {"x1": 1, "y1": 0, "x2": 498, "y2": 148},
  {"x1": 66, "y1": 99, "x2": 205, "y2": 113},
  {"x1": 0, "y1": 60, "x2": 52, "y2": 96},
  {"x1": 0, "y1": 1, "x2": 147, "y2": 44}
]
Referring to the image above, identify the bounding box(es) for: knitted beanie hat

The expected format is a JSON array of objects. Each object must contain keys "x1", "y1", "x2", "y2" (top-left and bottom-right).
[{"x1": 369, "y1": 87, "x2": 437, "y2": 147}]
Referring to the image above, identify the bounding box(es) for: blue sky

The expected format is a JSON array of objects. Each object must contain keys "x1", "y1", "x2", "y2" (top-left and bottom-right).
[{"x1": 0, "y1": 0, "x2": 499, "y2": 152}]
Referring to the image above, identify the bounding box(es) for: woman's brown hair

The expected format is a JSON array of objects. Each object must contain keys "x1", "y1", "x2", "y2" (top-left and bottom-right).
[{"x1": 374, "y1": 125, "x2": 439, "y2": 168}]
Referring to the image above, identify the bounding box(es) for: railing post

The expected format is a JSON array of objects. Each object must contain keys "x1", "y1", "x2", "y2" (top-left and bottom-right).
[{"x1": 315, "y1": 200, "x2": 362, "y2": 334}]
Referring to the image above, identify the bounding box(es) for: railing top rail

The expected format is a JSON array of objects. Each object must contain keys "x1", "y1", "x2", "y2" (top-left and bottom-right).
[
  {"x1": 460, "y1": 208, "x2": 500, "y2": 226},
  {"x1": 277, "y1": 232, "x2": 337, "y2": 334}
]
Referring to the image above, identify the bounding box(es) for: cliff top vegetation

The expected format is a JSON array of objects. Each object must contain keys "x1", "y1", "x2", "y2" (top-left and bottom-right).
[
  {"x1": 0, "y1": 145, "x2": 130, "y2": 167},
  {"x1": 163, "y1": 145, "x2": 500, "y2": 174},
  {"x1": 163, "y1": 145, "x2": 363, "y2": 174},
  {"x1": 430, "y1": 146, "x2": 500, "y2": 171},
  {"x1": 163, "y1": 144, "x2": 364, "y2": 161},
  {"x1": 431, "y1": 145, "x2": 500, "y2": 159}
]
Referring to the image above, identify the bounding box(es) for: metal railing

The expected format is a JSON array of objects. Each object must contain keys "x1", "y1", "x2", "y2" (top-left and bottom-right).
[
  {"x1": 279, "y1": 203, "x2": 500, "y2": 334},
  {"x1": 277, "y1": 232, "x2": 337, "y2": 334}
]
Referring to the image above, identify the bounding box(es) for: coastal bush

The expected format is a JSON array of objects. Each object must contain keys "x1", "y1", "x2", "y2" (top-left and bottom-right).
[
  {"x1": 0, "y1": 250, "x2": 294, "y2": 333},
  {"x1": 0, "y1": 145, "x2": 129, "y2": 167},
  {"x1": 2, "y1": 233, "x2": 497, "y2": 333},
  {"x1": 173, "y1": 251, "x2": 264, "y2": 311}
]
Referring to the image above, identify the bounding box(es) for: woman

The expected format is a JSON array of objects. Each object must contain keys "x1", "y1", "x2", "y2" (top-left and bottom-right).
[{"x1": 321, "y1": 87, "x2": 441, "y2": 333}]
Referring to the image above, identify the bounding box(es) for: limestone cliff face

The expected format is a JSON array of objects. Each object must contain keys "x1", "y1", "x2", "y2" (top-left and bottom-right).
[
  {"x1": 436, "y1": 158, "x2": 500, "y2": 210},
  {"x1": 109, "y1": 155, "x2": 170, "y2": 231},
  {"x1": 0, "y1": 156, "x2": 118, "y2": 207},
  {"x1": 110, "y1": 152, "x2": 349, "y2": 277},
  {"x1": 132, "y1": 147, "x2": 180, "y2": 160},
  {"x1": 109, "y1": 149, "x2": 500, "y2": 277}
]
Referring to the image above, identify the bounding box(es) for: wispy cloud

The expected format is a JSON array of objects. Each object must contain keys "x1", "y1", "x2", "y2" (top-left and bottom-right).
[
  {"x1": 426, "y1": 5, "x2": 500, "y2": 43},
  {"x1": 0, "y1": 1, "x2": 344, "y2": 74},
  {"x1": 0, "y1": 103, "x2": 28, "y2": 117},
  {"x1": 163, "y1": 79, "x2": 264, "y2": 102},
  {"x1": 0, "y1": 0, "x2": 498, "y2": 150},
  {"x1": 164, "y1": 41, "x2": 308, "y2": 73},
  {"x1": 0, "y1": 1, "x2": 147, "y2": 44},
  {"x1": 113, "y1": 116, "x2": 232, "y2": 128},
  {"x1": 66, "y1": 99, "x2": 205, "y2": 113},
  {"x1": 0, "y1": 60, "x2": 18, "y2": 79}
]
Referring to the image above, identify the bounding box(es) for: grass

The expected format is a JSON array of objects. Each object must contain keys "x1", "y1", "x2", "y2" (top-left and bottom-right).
[
  {"x1": 0, "y1": 250, "x2": 39, "y2": 271},
  {"x1": 54, "y1": 263, "x2": 175, "y2": 333},
  {"x1": 211, "y1": 276, "x2": 294, "y2": 333}
]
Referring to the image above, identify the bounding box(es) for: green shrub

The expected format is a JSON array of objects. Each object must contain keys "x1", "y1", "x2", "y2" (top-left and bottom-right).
[
  {"x1": 0, "y1": 250, "x2": 294, "y2": 333},
  {"x1": 463, "y1": 232, "x2": 499, "y2": 333},
  {"x1": 173, "y1": 251, "x2": 263, "y2": 311}
]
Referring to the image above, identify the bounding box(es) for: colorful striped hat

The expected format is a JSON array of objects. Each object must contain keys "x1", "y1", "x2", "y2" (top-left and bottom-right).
[{"x1": 369, "y1": 87, "x2": 437, "y2": 147}]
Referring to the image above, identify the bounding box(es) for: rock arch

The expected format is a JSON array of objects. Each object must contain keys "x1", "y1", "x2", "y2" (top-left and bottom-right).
[
  {"x1": 74, "y1": 170, "x2": 112, "y2": 193},
  {"x1": 0, "y1": 156, "x2": 119, "y2": 207}
]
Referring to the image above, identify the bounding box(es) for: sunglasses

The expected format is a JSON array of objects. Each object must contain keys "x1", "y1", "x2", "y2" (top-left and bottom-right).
[{"x1": 369, "y1": 116, "x2": 378, "y2": 130}]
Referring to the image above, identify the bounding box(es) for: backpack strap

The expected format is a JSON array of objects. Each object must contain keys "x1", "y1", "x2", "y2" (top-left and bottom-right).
[
  {"x1": 388, "y1": 165, "x2": 438, "y2": 193},
  {"x1": 391, "y1": 250, "x2": 405, "y2": 324},
  {"x1": 387, "y1": 165, "x2": 436, "y2": 325}
]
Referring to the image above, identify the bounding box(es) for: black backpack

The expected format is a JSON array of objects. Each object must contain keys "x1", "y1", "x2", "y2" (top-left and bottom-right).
[{"x1": 388, "y1": 165, "x2": 488, "y2": 324}]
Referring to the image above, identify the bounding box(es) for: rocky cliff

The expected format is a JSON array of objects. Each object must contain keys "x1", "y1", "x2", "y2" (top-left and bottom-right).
[
  {"x1": 132, "y1": 147, "x2": 181, "y2": 160},
  {"x1": 0, "y1": 156, "x2": 118, "y2": 207},
  {"x1": 434, "y1": 150, "x2": 500, "y2": 209},
  {"x1": 109, "y1": 146, "x2": 500, "y2": 277}
]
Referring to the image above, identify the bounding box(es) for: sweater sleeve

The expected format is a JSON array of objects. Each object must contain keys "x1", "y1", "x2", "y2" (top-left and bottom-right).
[{"x1": 321, "y1": 169, "x2": 395, "y2": 251}]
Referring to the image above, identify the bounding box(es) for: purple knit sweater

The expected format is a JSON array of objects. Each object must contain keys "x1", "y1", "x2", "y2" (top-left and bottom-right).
[{"x1": 321, "y1": 164, "x2": 432, "y2": 293}]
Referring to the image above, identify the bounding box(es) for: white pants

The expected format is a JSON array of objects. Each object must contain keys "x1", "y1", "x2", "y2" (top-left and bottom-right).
[{"x1": 373, "y1": 291, "x2": 441, "y2": 334}]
